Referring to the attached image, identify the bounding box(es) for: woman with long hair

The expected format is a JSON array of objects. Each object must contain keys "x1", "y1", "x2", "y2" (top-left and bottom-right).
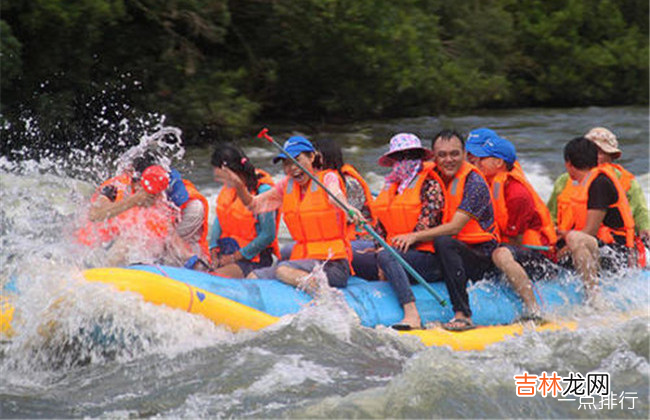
[{"x1": 210, "y1": 144, "x2": 279, "y2": 277}]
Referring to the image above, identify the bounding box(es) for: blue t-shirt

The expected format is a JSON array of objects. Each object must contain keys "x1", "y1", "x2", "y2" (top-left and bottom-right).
[{"x1": 457, "y1": 171, "x2": 497, "y2": 254}]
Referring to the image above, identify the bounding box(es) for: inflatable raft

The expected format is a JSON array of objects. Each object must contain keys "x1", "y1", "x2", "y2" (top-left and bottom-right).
[{"x1": 3, "y1": 265, "x2": 646, "y2": 350}]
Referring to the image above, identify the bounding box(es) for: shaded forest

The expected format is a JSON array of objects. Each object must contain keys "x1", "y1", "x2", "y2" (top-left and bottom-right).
[{"x1": 1, "y1": 0, "x2": 648, "y2": 155}]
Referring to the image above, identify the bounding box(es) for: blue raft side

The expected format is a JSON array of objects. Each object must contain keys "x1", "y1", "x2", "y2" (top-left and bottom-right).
[{"x1": 131, "y1": 265, "x2": 650, "y2": 327}]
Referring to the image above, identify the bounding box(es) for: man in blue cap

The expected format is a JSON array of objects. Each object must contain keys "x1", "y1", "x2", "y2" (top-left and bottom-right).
[{"x1": 466, "y1": 128, "x2": 557, "y2": 321}]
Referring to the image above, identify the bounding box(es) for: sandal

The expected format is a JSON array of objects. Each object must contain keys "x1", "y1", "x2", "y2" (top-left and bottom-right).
[
  {"x1": 391, "y1": 323, "x2": 422, "y2": 331},
  {"x1": 516, "y1": 313, "x2": 547, "y2": 325},
  {"x1": 443, "y1": 317, "x2": 475, "y2": 332}
]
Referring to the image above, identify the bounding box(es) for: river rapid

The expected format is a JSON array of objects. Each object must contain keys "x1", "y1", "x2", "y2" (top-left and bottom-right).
[{"x1": 0, "y1": 106, "x2": 648, "y2": 418}]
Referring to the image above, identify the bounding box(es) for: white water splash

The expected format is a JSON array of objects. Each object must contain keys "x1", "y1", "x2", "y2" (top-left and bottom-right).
[
  {"x1": 2, "y1": 265, "x2": 234, "y2": 377},
  {"x1": 114, "y1": 126, "x2": 185, "y2": 175}
]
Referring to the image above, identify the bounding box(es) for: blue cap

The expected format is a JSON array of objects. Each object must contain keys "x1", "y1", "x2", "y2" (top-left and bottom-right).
[
  {"x1": 273, "y1": 136, "x2": 315, "y2": 164},
  {"x1": 166, "y1": 168, "x2": 190, "y2": 206},
  {"x1": 466, "y1": 128, "x2": 517, "y2": 164}
]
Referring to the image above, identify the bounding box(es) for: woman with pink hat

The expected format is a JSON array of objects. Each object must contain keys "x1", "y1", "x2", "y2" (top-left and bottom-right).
[{"x1": 369, "y1": 133, "x2": 446, "y2": 330}]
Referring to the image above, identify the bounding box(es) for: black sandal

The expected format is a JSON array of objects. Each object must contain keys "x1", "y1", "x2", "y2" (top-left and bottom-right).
[{"x1": 443, "y1": 318, "x2": 475, "y2": 332}]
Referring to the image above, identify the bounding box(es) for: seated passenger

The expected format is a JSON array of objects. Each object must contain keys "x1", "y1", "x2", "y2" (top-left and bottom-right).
[
  {"x1": 214, "y1": 136, "x2": 363, "y2": 293},
  {"x1": 130, "y1": 153, "x2": 211, "y2": 269},
  {"x1": 548, "y1": 127, "x2": 648, "y2": 264},
  {"x1": 77, "y1": 156, "x2": 174, "y2": 265},
  {"x1": 209, "y1": 144, "x2": 279, "y2": 278},
  {"x1": 281, "y1": 138, "x2": 379, "y2": 280},
  {"x1": 388, "y1": 130, "x2": 498, "y2": 331},
  {"x1": 465, "y1": 128, "x2": 557, "y2": 320},
  {"x1": 371, "y1": 133, "x2": 445, "y2": 329},
  {"x1": 556, "y1": 137, "x2": 636, "y2": 296}
]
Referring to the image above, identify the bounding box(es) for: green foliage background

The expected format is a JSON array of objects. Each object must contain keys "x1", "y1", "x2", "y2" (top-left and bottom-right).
[{"x1": 1, "y1": 0, "x2": 647, "y2": 148}]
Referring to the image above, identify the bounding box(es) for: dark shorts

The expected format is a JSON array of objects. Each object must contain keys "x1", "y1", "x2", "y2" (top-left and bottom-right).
[
  {"x1": 555, "y1": 237, "x2": 631, "y2": 272},
  {"x1": 252, "y1": 258, "x2": 351, "y2": 288},
  {"x1": 499, "y1": 244, "x2": 559, "y2": 280},
  {"x1": 235, "y1": 248, "x2": 274, "y2": 277},
  {"x1": 597, "y1": 239, "x2": 630, "y2": 272}
]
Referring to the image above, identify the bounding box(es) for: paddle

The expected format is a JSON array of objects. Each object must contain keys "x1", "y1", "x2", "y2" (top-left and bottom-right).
[
  {"x1": 257, "y1": 128, "x2": 448, "y2": 307},
  {"x1": 523, "y1": 244, "x2": 551, "y2": 252}
]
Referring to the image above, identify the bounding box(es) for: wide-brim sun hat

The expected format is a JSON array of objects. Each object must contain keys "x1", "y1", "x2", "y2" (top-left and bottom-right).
[
  {"x1": 585, "y1": 127, "x2": 621, "y2": 159},
  {"x1": 273, "y1": 136, "x2": 315, "y2": 163},
  {"x1": 378, "y1": 133, "x2": 433, "y2": 167}
]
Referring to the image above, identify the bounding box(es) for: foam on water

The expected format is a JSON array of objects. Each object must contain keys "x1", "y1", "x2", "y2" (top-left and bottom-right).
[
  {"x1": 1, "y1": 263, "x2": 235, "y2": 375},
  {"x1": 1, "y1": 108, "x2": 648, "y2": 418},
  {"x1": 0, "y1": 126, "x2": 240, "y2": 385},
  {"x1": 290, "y1": 313, "x2": 648, "y2": 418}
]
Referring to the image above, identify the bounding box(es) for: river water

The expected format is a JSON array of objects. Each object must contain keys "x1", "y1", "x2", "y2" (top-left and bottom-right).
[{"x1": 0, "y1": 106, "x2": 648, "y2": 418}]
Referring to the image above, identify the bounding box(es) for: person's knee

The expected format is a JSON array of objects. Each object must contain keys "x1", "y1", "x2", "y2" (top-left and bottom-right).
[
  {"x1": 376, "y1": 249, "x2": 392, "y2": 269},
  {"x1": 492, "y1": 246, "x2": 515, "y2": 267},
  {"x1": 565, "y1": 231, "x2": 580, "y2": 249},
  {"x1": 275, "y1": 264, "x2": 293, "y2": 279},
  {"x1": 327, "y1": 273, "x2": 348, "y2": 288},
  {"x1": 566, "y1": 231, "x2": 597, "y2": 252}
]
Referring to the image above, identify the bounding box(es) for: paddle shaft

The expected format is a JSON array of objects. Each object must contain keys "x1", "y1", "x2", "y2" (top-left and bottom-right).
[
  {"x1": 523, "y1": 244, "x2": 551, "y2": 251},
  {"x1": 256, "y1": 128, "x2": 448, "y2": 307}
]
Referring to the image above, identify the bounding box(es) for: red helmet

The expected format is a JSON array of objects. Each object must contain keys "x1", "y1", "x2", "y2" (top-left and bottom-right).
[{"x1": 141, "y1": 165, "x2": 169, "y2": 194}]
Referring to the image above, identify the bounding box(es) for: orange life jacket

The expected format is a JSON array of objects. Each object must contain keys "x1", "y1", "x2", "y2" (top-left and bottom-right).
[
  {"x1": 76, "y1": 174, "x2": 172, "y2": 246},
  {"x1": 603, "y1": 162, "x2": 645, "y2": 267},
  {"x1": 440, "y1": 161, "x2": 499, "y2": 244},
  {"x1": 556, "y1": 165, "x2": 635, "y2": 248},
  {"x1": 491, "y1": 163, "x2": 557, "y2": 247},
  {"x1": 604, "y1": 162, "x2": 634, "y2": 192},
  {"x1": 372, "y1": 162, "x2": 445, "y2": 253},
  {"x1": 216, "y1": 169, "x2": 279, "y2": 262},
  {"x1": 282, "y1": 170, "x2": 352, "y2": 262},
  {"x1": 341, "y1": 163, "x2": 375, "y2": 240},
  {"x1": 181, "y1": 179, "x2": 211, "y2": 259}
]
